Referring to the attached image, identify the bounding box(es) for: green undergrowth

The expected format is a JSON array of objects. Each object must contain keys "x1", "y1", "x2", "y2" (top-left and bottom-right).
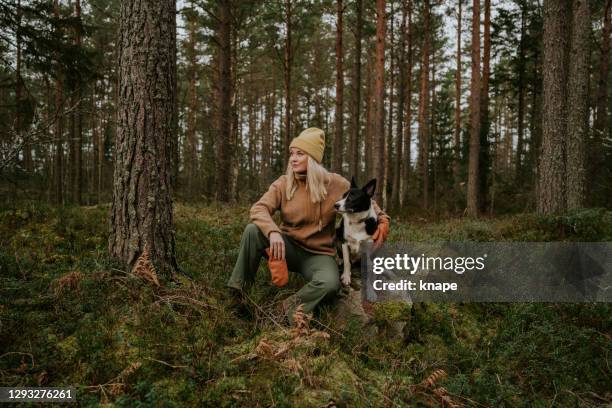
[{"x1": 0, "y1": 203, "x2": 610, "y2": 407}]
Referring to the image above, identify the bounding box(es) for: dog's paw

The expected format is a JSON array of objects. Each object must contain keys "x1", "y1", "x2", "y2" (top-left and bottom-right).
[{"x1": 341, "y1": 273, "x2": 351, "y2": 286}]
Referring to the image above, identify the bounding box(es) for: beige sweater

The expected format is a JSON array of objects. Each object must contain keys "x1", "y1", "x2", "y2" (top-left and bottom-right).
[{"x1": 250, "y1": 172, "x2": 390, "y2": 256}]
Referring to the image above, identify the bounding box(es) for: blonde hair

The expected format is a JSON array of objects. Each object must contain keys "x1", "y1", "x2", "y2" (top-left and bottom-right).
[{"x1": 285, "y1": 155, "x2": 330, "y2": 203}]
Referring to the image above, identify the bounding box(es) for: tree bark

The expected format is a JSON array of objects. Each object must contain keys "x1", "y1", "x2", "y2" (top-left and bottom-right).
[
  {"x1": 109, "y1": 0, "x2": 178, "y2": 280},
  {"x1": 392, "y1": 0, "x2": 408, "y2": 209},
  {"x1": 566, "y1": 0, "x2": 590, "y2": 209},
  {"x1": 478, "y1": 0, "x2": 491, "y2": 214},
  {"x1": 333, "y1": 0, "x2": 344, "y2": 173},
  {"x1": 374, "y1": 0, "x2": 386, "y2": 205},
  {"x1": 515, "y1": 2, "x2": 527, "y2": 182},
  {"x1": 453, "y1": 0, "x2": 462, "y2": 201},
  {"x1": 401, "y1": 0, "x2": 413, "y2": 206},
  {"x1": 283, "y1": 0, "x2": 293, "y2": 165},
  {"x1": 466, "y1": 0, "x2": 481, "y2": 217},
  {"x1": 54, "y1": 0, "x2": 64, "y2": 205},
  {"x1": 349, "y1": 0, "x2": 363, "y2": 179},
  {"x1": 215, "y1": 0, "x2": 233, "y2": 202},
  {"x1": 186, "y1": 4, "x2": 199, "y2": 194},
  {"x1": 537, "y1": 0, "x2": 570, "y2": 214},
  {"x1": 417, "y1": 0, "x2": 431, "y2": 209}
]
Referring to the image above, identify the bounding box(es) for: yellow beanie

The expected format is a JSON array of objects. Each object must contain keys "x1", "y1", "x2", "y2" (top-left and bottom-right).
[{"x1": 289, "y1": 127, "x2": 325, "y2": 163}]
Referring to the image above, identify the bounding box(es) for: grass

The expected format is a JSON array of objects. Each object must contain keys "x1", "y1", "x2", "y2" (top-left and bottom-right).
[{"x1": 0, "y1": 203, "x2": 610, "y2": 407}]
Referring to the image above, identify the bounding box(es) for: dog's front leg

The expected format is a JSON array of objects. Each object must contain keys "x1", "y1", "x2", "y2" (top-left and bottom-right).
[{"x1": 341, "y1": 243, "x2": 352, "y2": 286}]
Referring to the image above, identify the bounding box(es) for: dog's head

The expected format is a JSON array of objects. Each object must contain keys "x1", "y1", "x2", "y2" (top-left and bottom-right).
[{"x1": 334, "y1": 177, "x2": 376, "y2": 213}]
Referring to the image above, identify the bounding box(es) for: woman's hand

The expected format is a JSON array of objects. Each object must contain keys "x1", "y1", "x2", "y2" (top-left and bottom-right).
[{"x1": 269, "y1": 232, "x2": 285, "y2": 261}]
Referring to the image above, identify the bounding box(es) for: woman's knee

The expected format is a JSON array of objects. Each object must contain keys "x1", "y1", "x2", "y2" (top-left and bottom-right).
[
  {"x1": 312, "y1": 273, "x2": 340, "y2": 295},
  {"x1": 243, "y1": 223, "x2": 261, "y2": 238}
]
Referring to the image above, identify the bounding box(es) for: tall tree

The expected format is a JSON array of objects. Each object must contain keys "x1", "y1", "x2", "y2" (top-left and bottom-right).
[
  {"x1": 566, "y1": 0, "x2": 590, "y2": 209},
  {"x1": 537, "y1": 0, "x2": 570, "y2": 214},
  {"x1": 332, "y1": 0, "x2": 344, "y2": 173},
  {"x1": 401, "y1": 0, "x2": 413, "y2": 206},
  {"x1": 185, "y1": 3, "x2": 199, "y2": 194},
  {"x1": 453, "y1": 0, "x2": 462, "y2": 202},
  {"x1": 590, "y1": 0, "x2": 611, "y2": 199},
  {"x1": 515, "y1": 0, "x2": 528, "y2": 182},
  {"x1": 391, "y1": 0, "x2": 408, "y2": 209},
  {"x1": 374, "y1": 0, "x2": 386, "y2": 205},
  {"x1": 349, "y1": 0, "x2": 363, "y2": 178},
  {"x1": 53, "y1": 0, "x2": 63, "y2": 205},
  {"x1": 215, "y1": 0, "x2": 233, "y2": 202},
  {"x1": 466, "y1": 0, "x2": 481, "y2": 217},
  {"x1": 478, "y1": 0, "x2": 491, "y2": 213},
  {"x1": 283, "y1": 0, "x2": 293, "y2": 163},
  {"x1": 417, "y1": 0, "x2": 431, "y2": 209},
  {"x1": 109, "y1": 0, "x2": 179, "y2": 280}
]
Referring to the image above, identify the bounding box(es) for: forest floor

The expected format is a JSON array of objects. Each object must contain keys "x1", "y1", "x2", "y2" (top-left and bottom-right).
[{"x1": 0, "y1": 203, "x2": 610, "y2": 407}]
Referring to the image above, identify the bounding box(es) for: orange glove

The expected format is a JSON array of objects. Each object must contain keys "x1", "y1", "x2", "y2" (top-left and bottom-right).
[
  {"x1": 265, "y1": 248, "x2": 289, "y2": 287},
  {"x1": 372, "y1": 217, "x2": 390, "y2": 250}
]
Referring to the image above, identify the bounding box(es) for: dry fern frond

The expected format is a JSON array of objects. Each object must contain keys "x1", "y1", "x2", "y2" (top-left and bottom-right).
[
  {"x1": 116, "y1": 361, "x2": 142, "y2": 382},
  {"x1": 132, "y1": 245, "x2": 160, "y2": 287},
  {"x1": 52, "y1": 271, "x2": 83, "y2": 297},
  {"x1": 420, "y1": 369, "x2": 448, "y2": 388}
]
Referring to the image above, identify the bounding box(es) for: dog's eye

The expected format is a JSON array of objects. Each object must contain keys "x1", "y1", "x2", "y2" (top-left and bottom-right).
[{"x1": 342, "y1": 191, "x2": 348, "y2": 198}]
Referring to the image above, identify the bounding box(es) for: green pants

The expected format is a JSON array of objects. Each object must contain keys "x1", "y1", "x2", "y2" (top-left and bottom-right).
[{"x1": 227, "y1": 223, "x2": 340, "y2": 316}]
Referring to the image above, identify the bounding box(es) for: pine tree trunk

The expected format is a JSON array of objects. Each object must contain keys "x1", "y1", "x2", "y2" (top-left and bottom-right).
[
  {"x1": 349, "y1": 0, "x2": 363, "y2": 178},
  {"x1": 374, "y1": 0, "x2": 386, "y2": 205},
  {"x1": 537, "y1": 0, "x2": 570, "y2": 214},
  {"x1": 333, "y1": 0, "x2": 344, "y2": 173},
  {"x1": 392, "y1": 0, "x2": 408, "y2": 209},
  {"x1": 54, "y1": 0, "x2": 64, "y2": 205},
  {"x1": 74, "y1": 0, "x2": 82, "y2": 204},
  {"x1": 186, "y1": 5, "x2": 199, "y2": 194},
  {"x1": 215, "y1": 0, "x2": 233, "y2": 202},
  {"x1": 365, "y1": 47, "x2": 374, "y2": 180},
  {"x1": 590, "y1": 0, "x2": 611, "y2": 197},
  {"x1": 466, "y1": 0, "x2": 481, "y2": 217},
  {"x1": 453, "y1": 0, "x2": 462, "y2": 202},
  {"x1": 478, "y1": 0, "x2": 491, "y2": 214},
  {"x1": 566, "y1": 0, "x2": 590, "y2": 209},
  {"x1": 109, "y1": 0, "x2": 178, "y2": 279},
  {"x1": 386, "y1": 1, "x2": 395, "y2": 209},
  {"x1": 401, "y1": 0, "x2": 413, "y2": 207},
  {"x1": 515, "y1": 3, "x2": 527, "y2": 182},
  {"x1": 417, "y1": 0, "x2": 430, "y2": 209},
  {"x1": 283, "y1": 0, "x2": 293, "y2": 164}
]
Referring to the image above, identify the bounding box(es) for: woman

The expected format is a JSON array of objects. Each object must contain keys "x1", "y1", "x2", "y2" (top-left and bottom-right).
[{"x1": 226, "y1": 127, "x2": 390, "y2": 324}]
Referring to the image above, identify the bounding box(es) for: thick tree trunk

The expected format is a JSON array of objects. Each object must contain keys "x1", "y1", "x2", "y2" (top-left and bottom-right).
[
  {"x1": 349, "y1": 0, "x2": 363, "y2": 178},
  {"x1": 109, "y1": 0, "x2": 178, "y2": 280},
  {"x1": 374, "y1": 0, "x2": 386, "y2": 205},
  {"x1": 333, "y1": 0, "x2": 344, "y2": 173},
  {"x1": 566, "y1": 0, "x2": 590, "y2": 209},
  {"x1": 417, "y1": 0, "x2": 431, "y2": 209},
  {"x1": 538, "y1": 0, "x2": 570, "y2": 214},
  {"x1": 466, "y1": 0, "x2": 481, "y2": 217},
  {"x1": 215, "y1": 0, "x2": 233, "y2": 202}
]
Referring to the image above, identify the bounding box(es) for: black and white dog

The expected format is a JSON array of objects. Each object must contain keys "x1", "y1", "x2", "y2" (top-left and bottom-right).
[{"x1": 334, "y1": 177, "x2": 378, "y2": 286}]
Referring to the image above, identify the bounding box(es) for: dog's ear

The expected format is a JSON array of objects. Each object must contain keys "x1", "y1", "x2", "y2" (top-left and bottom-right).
[
  {"x1": 363, "y1": 178, "x2": 377, "y2": 197},
  {"x1": 350, "y1": 176, "x2": 357, "y2": 188}
]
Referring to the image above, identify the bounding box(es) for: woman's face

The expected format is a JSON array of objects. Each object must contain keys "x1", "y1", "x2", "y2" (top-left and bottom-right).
[{"x1": 289, "y1": 147, "x2": 308, "y2": 173}]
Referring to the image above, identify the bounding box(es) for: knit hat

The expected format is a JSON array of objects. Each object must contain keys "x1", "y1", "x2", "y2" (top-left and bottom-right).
[{"x1": 289, "y1": 127, "x2": 325, "y2": 163}]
